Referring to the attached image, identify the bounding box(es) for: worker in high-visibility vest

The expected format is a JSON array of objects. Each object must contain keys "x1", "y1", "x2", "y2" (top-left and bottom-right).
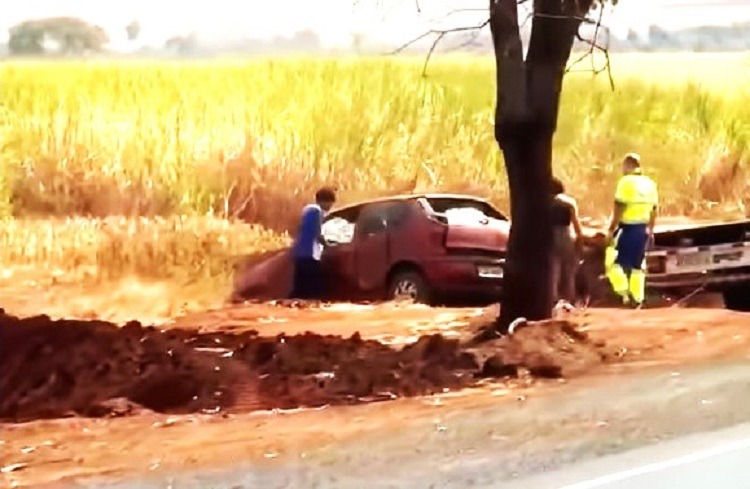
[{"x1": 606, "y1": 153, "x2": 658, "y2": 307}]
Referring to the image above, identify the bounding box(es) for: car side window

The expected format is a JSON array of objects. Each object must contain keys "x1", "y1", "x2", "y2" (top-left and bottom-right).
[
  {"x1": 385, "y1": 202, "x2": 410, "y2": 229},
  {"x1": 322, "y1": 217, "x2": 356, "y2": 244},
  {"x1": 322, "y1": 206, "x2": 361, "y2": 244},
  {"x1": 356, "y1": 205, "x2": 388, "y2": 237}
]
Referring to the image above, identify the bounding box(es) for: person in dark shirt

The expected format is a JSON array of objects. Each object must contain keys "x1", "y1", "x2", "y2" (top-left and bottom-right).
[
  {"x1": 290, "y1": 187, "x2": 337, "y2": 300},
  {"x1": 550, "y1": 177, "x2": 584, "y2": 305}
]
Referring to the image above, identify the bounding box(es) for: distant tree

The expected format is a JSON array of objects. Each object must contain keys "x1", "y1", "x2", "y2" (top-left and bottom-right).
[
  {"x1": 648, "y1": 25, "x2": 669, "y2": 42},
  {"x1": 8, "y1": 17, "x2": 109, "y2": 56},
  {"x1": 693, "y1": 41, "x2": 707, "y2": 52},
  {"x1": 165, "y1": 32, "x2": 198, "y2": 55},
  {"x1": 125, "y1": 21, "x2": 141, "y2": 42},
  {"x1": 8, "y1": 22, "x2": 45, "y2": 54},
  {"x1": 291, "y1": 29, "x2": 322, "y2": 51},
  {"x1": 351, "y1": 32, "x2": 366, "y2": 54}
]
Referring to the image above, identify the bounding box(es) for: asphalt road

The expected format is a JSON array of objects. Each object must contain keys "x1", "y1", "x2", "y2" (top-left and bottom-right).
[
  {"x1": 79, "y1": 423, "x2": 750, "y2": 489},
  {"x1": 505, "y1": 421, "x2": 750, "y2": 489},
  {"x1": 73, "y1": 362, "x2": 750, "y2": 489}
]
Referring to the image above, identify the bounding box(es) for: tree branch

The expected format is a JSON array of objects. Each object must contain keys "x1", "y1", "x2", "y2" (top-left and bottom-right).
[
  {"x1": 389, "y1": 20, "x2": 490, "y2": 76},
  {"x1": 429, "y1": 8, "x2": 489, "y2": 23},
  {"x1": 445, "y1": 29, "x2": 486, "y2": 52},
  {"x1": 386, "y1": 0, "x2": 614, "y2": 84},
  {"x1": 564, "y1": 5, "x2": 615, "y2": 90}
]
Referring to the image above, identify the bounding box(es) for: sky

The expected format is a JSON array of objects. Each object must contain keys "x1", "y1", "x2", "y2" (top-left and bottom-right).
[{"x1": 2, "y1": 0, "x2": 750, "y2": 48}]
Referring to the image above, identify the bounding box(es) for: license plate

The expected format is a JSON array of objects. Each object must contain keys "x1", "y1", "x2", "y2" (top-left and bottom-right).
[
  {"x1": 713, "y1": 251, "x2": 744, "y2": 263},
  {"x1": 477, "y1": 265, "x2": 504, "y2": 279},
  {"x1": 675, "y1": 252, "x2": 712, "y2": 268}
]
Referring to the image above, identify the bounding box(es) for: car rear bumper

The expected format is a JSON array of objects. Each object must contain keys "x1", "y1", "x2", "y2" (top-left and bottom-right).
[
  {"x1": 422, "y1": 256, "x2": 504, "y2": 299},
  {"x1": 647, "y1": 268, "x2": 750, "y2": 290}
]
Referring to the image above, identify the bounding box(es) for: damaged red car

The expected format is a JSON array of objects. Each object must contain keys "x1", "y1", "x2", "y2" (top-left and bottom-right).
[{"x1": 317, "y1": 194, "x2": 509, "y2": 304}]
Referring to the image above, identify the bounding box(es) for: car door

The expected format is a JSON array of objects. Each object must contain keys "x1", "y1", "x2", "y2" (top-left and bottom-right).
[
  {"x1": 354, "y1": 203, "x2": 391, "y2": 296},
  {"x1": 320, "y1": 209, "x2": 360, "y2": 301}
]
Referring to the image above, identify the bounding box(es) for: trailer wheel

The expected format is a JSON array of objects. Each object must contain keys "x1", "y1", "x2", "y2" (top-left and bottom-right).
[{"x1": 723, "y1": 284, "x2": 750, "y2": 312}]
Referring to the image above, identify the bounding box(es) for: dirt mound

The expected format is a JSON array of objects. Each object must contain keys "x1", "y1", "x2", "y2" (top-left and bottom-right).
[
  {"x1": 0, "y1": 311, "x2": 244, "y2": 421},
  {"x1": 476, "y1": 320, "x2": 611, "y2": 379},
  {"x1": 0, "y1": 310, "x2": 610, "y2": 422}
]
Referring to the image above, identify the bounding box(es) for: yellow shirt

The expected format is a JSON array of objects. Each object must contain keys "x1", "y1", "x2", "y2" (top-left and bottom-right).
[{"x1": 615, "y1": 173, "x2": 658, "y2": 224}]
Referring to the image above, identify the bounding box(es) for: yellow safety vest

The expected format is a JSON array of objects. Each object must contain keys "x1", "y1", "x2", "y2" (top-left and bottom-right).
[{"x1": 615, "y1": 173, "x2": 658, "y2": 225}]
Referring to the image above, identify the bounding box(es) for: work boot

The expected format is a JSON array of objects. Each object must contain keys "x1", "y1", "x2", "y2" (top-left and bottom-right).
[{"x1": 627, "y1": 291, "x2": 643, "y2": 310}]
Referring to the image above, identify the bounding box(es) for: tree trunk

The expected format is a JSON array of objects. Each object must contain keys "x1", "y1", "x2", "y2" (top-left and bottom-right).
[
  {"x1": 490, "y1": 0, "x2": 591, "y2": 332},
  {"x1": 496, "y1": 123, "x2": 555, "y2": 328}
]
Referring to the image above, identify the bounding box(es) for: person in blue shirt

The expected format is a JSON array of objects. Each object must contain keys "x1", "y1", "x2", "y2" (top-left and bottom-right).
[{"x1": 290, "y1": 187, "x2": 337, "y2": 300}]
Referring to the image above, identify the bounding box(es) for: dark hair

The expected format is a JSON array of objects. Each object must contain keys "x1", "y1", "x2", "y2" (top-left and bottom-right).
[
  {"x1": 315, "y1": 186, "x2": 337, "y2": 203},
  {"x1": 551, "y1": 176, "x2": 565, "y2": 195},
  {"x1": 624, "y1": 153, "x2": 641, "y2": 167}
]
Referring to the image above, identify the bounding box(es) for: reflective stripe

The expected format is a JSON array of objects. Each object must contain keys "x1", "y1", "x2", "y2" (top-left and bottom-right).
[{"x1": 629, "y1": 269, "x2": 646, "y2": 303}]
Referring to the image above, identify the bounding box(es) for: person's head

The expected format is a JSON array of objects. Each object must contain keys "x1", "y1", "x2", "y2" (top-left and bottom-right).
[
  {"x1": 315, "y1": 186, "x2": 337, "y2": 212},
  {"x1": 622, "y1": 153, "x2": 642, "y2": 175},
  {"x1": 551, "y1": 176, "x2": 565, "y2": 196}
]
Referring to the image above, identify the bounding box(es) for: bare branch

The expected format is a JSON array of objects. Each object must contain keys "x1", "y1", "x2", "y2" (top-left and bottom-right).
[
  {"x1": 385, "y1": 0, "x2": 615, "y2": 84},
  {"x1": 519, "y1": 7, "x2": 535, "y2": 28},
  {"x1": 564, "y1": 4, "x2": 615, "y2": 90},
  {"x1": 532, "y1": 11, "x2": 597, "y2": 24},
  {"x1": 602, "y1": 48, "x2": 615, "y2": 90},
  {"x1": 389, "y1": 20, "x2": 490, "y2": 76},
  {"x1": 390, "y1": 21, "x2": 490, "y2": 55},
  {"x1": 439, "y1": 28, "x2": 487, "y2": 58},
  {"x1": 565, "y1": 7, "x2": 604, "y2": 72},
  {"x1": 422, "y1": 31, "x2": 447, "y2": 76},
  {"x1": 429, "y1": 8, "x2": 488, "y2": 23}
]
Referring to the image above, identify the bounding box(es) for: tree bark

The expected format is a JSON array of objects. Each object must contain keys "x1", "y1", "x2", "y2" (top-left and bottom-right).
[{"x1": 490, "y1": 0, "x2": 591, "y2": 331}]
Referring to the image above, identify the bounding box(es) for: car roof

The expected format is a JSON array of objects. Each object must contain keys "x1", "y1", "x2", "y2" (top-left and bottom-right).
[{"x1": 329, "y1": 193, "x2": 496, "y2": 216}]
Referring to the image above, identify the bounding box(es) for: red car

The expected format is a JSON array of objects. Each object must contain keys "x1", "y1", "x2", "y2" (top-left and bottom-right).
[{"x1": 318, "y1": 194, "x2": 509, "y2": 304}]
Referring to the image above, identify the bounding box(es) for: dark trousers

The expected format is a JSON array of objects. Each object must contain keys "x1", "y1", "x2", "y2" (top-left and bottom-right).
[
  {"x1": 614, "y1": 223, "x2": 649, "y2": 271},
  {"x1": 290, "y1": 258, "x2": 323, "y2": 300}
]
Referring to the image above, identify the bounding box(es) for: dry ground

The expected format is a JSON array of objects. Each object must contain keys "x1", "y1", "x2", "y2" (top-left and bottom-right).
[{"x1": 2, "y1": 301, "x2": 749, "y2": 488}]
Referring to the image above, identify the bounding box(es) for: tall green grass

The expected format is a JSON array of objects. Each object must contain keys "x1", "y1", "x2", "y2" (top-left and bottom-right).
[{"x1": 1, "y1": 54, "x2": 749, "y2": 230}]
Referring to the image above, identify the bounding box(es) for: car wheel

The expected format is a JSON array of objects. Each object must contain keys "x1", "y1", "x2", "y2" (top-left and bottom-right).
[
  {"x1": 388, "y1": 271, "x2": 430, "y2": 304},
  {"x1": 723, "y1": 284, "x2": 750, "y2": 312}
]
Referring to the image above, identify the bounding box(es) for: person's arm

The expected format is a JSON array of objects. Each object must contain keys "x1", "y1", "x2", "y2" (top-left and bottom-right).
[
  {"x1": 648, "y1": 206, "x2": 657, "y2": 234},
  {"x1": 608, "y1": 178, "x2": 627, "y2": 243},
  {"x1": 644, "y1": 206, "x2": 657, "y2": 249},
  {"x1": 608, "y1": 202, "x2": 624, "y2": 243},
  {"x1": 560, "y1": 194, "x2": 584, "y2": 239},
  {"x1": 647, "y1": 180, "x2": 658, "y2": 248},
  {"x1": 311, "y1": 208, "x2": 326, "y2": 245},
  {"x1": 570, "y1": 199, "x2": 584, "y2": 248}
]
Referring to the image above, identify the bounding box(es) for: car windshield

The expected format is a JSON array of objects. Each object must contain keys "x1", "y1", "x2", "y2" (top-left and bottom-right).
[{"x1": 425, "y1": 198, "x2": 507, "y2": 221}]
